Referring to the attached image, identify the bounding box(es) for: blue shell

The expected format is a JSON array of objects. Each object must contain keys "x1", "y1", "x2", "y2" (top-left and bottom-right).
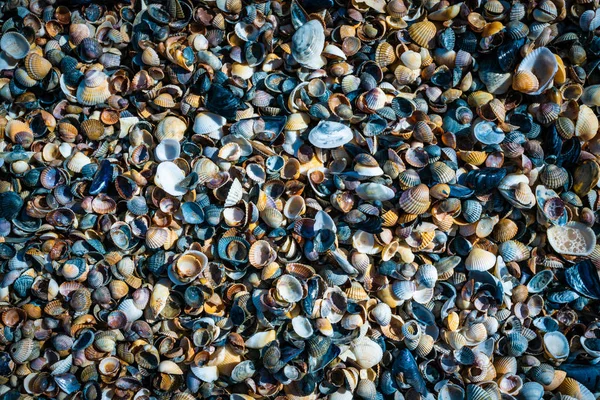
[
  {"x1": 0, "y1": 192, "x2": 23, "y2": 220},
  {"x1": 217, "y1": 236, "x2": 250, "y2": 267},
  {"x1": 13, "y1": 275, "x2": 33, "y2": 298},
  {"x1": 64, "y1": 258, "x2": 87, "y2": 280},
  {"x1": 89, "y1": 159, "x2": 113, "y2": 195},
  {"x1": 392, "y1": 349, "x2": 428, "y2": 396},
  {"x1": 54, "y1": 373, "x2": 81, "y2": 395},
  {"x1": 464, "y1": 168, "x2": 507, "y2": 195},
  {"x1": 181, "y1": 202, "x2": 205, "y2": 224},
  {"x1": 566, "y1": 260, "x2": 600, "y2": 299},
  {"x1": 184, "y1": 286, "x2": 204, "y2": 308},
  {"x1": 147, "y1": 251, "x2": 166, "y2": 276},
  {"x1": 72, "y1": 329, "x2": 95, "y2": 351}
]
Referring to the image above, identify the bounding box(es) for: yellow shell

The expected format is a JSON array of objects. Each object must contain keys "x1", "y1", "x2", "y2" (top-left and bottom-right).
[
  {"x1": 554, "y1": 54, "x2": 567, "y2": 85},
  {"x1": 81, "y1": 119, "x2": 105, "y2": 141},
  {"x1": 512, "y1": 70, "x2": 540, "y2": 94},
  {"x1": 141, "y1": 47, "x2": 160, "y2": 66},
  {"x1": 445, "y1": 311, "x2": 460, "y2": 331},
  {"x1": 25, "y1": 53, "x2": 52, "y2": 80},
  {"x1": 77, "y1": 81, "x2": 111, "y2": 106},
  {"x1": 492, "y1": 219, "x2": 519, "y2": 242},
  {"x1": 375, "y1": 42, "x2": 396, "y2": 67},
  {"x1": 576, "y1": 105, "x2": 599, "y2": 141},
  {"x1": 408, "y1": 19, "x2": 436, "y2": 48},
  {"x1": 558, "y1": 378, "x2": 595, "y2": 400},
  {"x1": 285, "y1": 113, "x2": 310, "y2": 131},
  {"x1": 153, "y1": 93, "x2": 177, "y2": 108},
  {"x1": 459, "y1": 150, "x2": 487, "y2": 166},
  {"x1": 394, "y1": 65, "x2": 416, "y2": 84},
  {"x1": 146, "y1": 227, "x2": 169, "y2": 249}
]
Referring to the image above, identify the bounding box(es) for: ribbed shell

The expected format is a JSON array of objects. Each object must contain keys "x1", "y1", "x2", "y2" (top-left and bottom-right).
[
  {"x1": 408, "y1": 19, "x2": 437, "y2": 48},
  {"x1": 399, "y1": 184, "x2": 430, "y2": 214}
]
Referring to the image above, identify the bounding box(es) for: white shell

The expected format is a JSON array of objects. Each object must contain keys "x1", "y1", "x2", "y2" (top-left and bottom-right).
[
  {"x1": 245, "y1": 330, "x2": 276, "y2": 349},
  {"x1": 193, "y1": 112, "x2": 227, "y2": 135},
  {"x1": 154, "y1": 161, "x2": 187, "y2": 196},
  {"x1": 543, "y1": 331, "x2": 569, "y2": 360},
  {"x1": 547, "y1": 222, "x2": 596, "y2": 256},
  {"x1": 465, "y1": 248, "x2": 496, "y2": 271},
  {"x1": 353, "y1": 231, "x2": 377, "y2": 254},
  {"x1": 351, "y1": 337, "x2": 383, "y2": 369},
  {"x1": 118, "y1": 299, "x2": 143, "y2": 322},
  {"x1": 291, "y1": 20, "x2": 326, "y2": 69},
  {"x1": 224, "y1": 178, "x2": 244, "y2": 207},
  {"x1": 315, "y1": 210, "x2": 337, "y2": 232},
  {"x1": 515, "y1": 47, "x2": 558, "y2": 96},
  {"x1": 158, "y1": 360, "x2": 184, "y2": 375},
  {"x1": 308, "y1": 121, "x2": 353, "y2": 149},
  {"x1": 191, "y1": 365, "x2": 219, "y2": 382},
  {"x1": 291, "y1": 316, "x2": 314, "y2": 338},
  {"x1": 154, "y1": 138, "x2": 181, "y2": 162}
]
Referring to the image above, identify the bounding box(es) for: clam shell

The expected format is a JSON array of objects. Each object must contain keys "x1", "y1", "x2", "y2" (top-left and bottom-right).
[
  {"x1": 154, "y1": 161, "x2": 187, "y2": 196},
  {"x1": 308, "y1": 121, "x2": 353, "y2": 149},
  {"x1": 547, "y1": 222, "x2": 596, "y2": 256},
  {"x1": 291, "y1": 20, "x2": 325, "y2": 69},
  {"x1": 465, "y1": 248, "x2": 496, "y2": 271},
  {"x1": 514, "y1": 47, "x2": 558, "y2": 95}
]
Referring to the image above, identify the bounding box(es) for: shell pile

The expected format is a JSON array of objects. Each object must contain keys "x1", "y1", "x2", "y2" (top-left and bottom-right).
[{"x1": 3, "y1": 0, "x2": 600, "y2": 399}]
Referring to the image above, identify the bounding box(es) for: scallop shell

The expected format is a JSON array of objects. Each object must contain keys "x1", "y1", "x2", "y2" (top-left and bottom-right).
[{"x1": 408, "y1": 19, "x2": 437, "y2": 49}]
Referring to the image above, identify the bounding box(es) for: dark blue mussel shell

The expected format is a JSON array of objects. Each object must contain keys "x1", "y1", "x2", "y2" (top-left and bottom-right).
[
  {"x1": 464, "y1": 168, "x2": 507, "y2": 195},
  {"x1": 565, "y1": 259, "x2": 600, "y2": 300}
]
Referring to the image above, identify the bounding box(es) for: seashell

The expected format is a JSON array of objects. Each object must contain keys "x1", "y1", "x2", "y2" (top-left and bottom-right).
[
  {"x1": 547, "y1": 222, "x2": 596, "y2": 256},
  {"x1": 351, "y1": 337, "x2": 383, "y2": 369},
  {"x1": 275, "y1": 275, "x2": 303, "y2": 303},
  {"x1": 191, "y1": 365, "x2": 219, "y2": 382},
  {"x1": 543, "y1": 331, "x2": 569, "y2": 361},
  {"x1": 1, "y1": 32, "x2": 30, "y2": 60},
  {"x1": 408, "y1": 19, "x2": 436, "y2": 49},
  {"x1": 399, "y1": 184, "x2": 430, "y2": 215},
  {"x1": 575, "y1": 105, "x2": 599, "y2": 141},
  {"x1": 245, "y1": 330, "x2": 276, "y2": 349},
  {"x1": 308, "y1": 121, "x2": 353, "y2": 149},
  {"x1": 465, "y1": 248, "x2": 496, "y2": 271},
  {"x1": 154, "y1": 161, "x2": 187, "y2": 196},
  {"x1": 375, "y1": 42, "x2": 395, "y2": 67},
  {"x1": 291, "y1": 20, "x2": 325, "y2": 69},
  {"x1": 25, "y1": 54, "x2": 52, "y2": 80},
  {"x1": 527, "y1": 270, "x2": 554, "y2": 294},
  {"x1": 193, "y1": 112, "x2": 226, "y2": 136},
  {"x1": 514, "y1": 47, "x2": 558, "y2": 95}
]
